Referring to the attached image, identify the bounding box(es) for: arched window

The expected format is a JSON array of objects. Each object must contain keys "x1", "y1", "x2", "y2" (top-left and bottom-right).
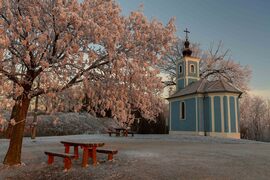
[
  {"x1": 179, "y1": 65, "x2": 183, "y2": 74},
  {"x1": 180, "y1": 102, "x2": 186, "y2": 120},
  {"x1": 190, "y1": 64, "x2": 195, "y2": 73}
]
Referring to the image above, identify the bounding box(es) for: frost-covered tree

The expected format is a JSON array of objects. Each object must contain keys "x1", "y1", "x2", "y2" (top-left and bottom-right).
[
  {"x1": 0, "y1": 0, "x2": 175, "y2": 165},
  {"x1": 161, "y1": 39, "x2": 251, "y2": 92},
  {"x1": 200, "y1": 41, "x2": 251, "y2": 92},
  {"x1": 240, "y1": 94, "x2": 270, "y2": 141}
]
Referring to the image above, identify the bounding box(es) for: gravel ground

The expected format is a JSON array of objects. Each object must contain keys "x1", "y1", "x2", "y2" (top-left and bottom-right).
[{"x1": 0, "y1": 134, "x2": 270, "y2": 180}]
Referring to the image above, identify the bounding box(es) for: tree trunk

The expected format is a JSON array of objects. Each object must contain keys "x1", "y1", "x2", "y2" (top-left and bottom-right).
[
  {"x1": 31, "y1": 95, "x2": 39, "y2": 139},
  {"x1": 31, "y1": 78, "x2": 40, "y2": 139},
  {"x1": 3, "y1": 95, "x2": 31, "y2": 165},
  {"x1": 31, "y1": 113, "x2": 37, "y2": 139},
  {"x1": 4, "y1": 105, "x2": 18, "y2": 139},
  {"x1": 4, "y1": 61, "x2": 18, "y2": 139}
]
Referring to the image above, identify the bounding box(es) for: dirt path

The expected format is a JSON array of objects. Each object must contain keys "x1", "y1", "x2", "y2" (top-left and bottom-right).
[{"x1": 0, "y1": 134, "x2": 270, "y2": 180}]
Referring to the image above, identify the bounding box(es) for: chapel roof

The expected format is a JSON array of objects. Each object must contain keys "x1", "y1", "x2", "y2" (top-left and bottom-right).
[{"x1": 167, "y1": 79, "x2": 242, "y2": 100}]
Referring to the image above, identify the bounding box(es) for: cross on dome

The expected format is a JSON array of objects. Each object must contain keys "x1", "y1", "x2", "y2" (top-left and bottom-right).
[
  {"x1": 184, "y1": 28, "x2": 190, "y2": 41},
  {"x1": 182, "y1": 28, "x2": 192, "y2": 57}
]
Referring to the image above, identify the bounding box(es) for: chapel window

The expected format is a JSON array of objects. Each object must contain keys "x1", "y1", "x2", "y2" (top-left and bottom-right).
[
  {"x1": 180, "y1": 102, "x2": 186, "y2": 120},
  {"x1": 190, "y1": 64, "x2": 195, "y2": 73},
  {"x1": 179, "y1": 65, "x2": 183, "y2": 74}
]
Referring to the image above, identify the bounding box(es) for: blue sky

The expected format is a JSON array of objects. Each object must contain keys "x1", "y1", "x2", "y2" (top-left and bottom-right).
[{"x1": 117, "y1": 0, "x2": 270, "y2": 98}]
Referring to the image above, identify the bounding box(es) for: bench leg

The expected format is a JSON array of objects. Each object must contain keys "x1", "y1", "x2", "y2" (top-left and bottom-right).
[
  {"x1": 108, "y1": 153, "x2": 113, "y2": 161},
  {"x1": 109, "y1": 132, "x2": 112, "y2": 136},
  {"x1": 64, "y1": 157, "x2": 72, "y2": 170},
  {"x1": 48, "y1": 155, "x2": 54, "y2": 164},
  {"x1": 82, "y1": 146, "x2": 89, "y2": 168},
  {"x1": 88, "y1": 148, "x2": 93, "y2": 158},
  {"x1": 92, "y1": 147, "x2": 97, "y2": 166},
  {"x1": 74, "y1": 146, "x2": 79, "y2": 159},
  {"x1": 64, "y1": 145, "x2": 70, "y2": 153}
]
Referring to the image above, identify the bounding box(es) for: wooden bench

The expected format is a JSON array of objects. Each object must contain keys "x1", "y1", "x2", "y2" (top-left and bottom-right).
[
  {"x1": 123, "y1": 130, "x2": 135, "y2": 137},
  {"x1": 107, "y1": 131, "x2": 120, "y2": 137},
  {"x1": 44, "y1": 151, "x2": 75, "y2": 170},
  {"x1": 96, "y1": 149, "x2": 118, "y2": 161},
  {"x1": 127, "y1": 131, "x2": 135, "y2": 137}
]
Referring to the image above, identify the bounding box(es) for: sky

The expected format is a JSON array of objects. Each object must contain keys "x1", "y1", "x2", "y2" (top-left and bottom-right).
[{"x1": 117, "y1": 0, "x2": 270, "y2": 98}]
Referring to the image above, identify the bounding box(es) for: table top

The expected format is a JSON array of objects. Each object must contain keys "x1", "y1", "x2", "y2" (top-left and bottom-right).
[
  {"x1": 60, "y1": 141, "x2": 105, "y2": 147},
  {"x1": 114, "y1": 128, "x2": 127, "y2": 131}
]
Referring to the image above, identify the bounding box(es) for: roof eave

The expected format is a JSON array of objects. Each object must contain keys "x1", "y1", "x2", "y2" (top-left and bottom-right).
[
  {"x1": 166, "y1": 92, "x2": 204, "y2": 100},
  {"x1": 167, "y1": 90, "x2": 242, "y2": 100}
]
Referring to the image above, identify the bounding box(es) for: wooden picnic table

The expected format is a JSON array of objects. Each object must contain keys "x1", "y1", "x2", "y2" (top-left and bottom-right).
[
  {"x1": 60, "y1": 141, "x2": 104, "y2": 167},
  {"x1": 114, "y1": 127, "x2": 128, "y2": 136}
]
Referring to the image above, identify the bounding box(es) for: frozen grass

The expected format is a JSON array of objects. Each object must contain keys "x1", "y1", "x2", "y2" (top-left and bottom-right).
[{"x1": 0, "y1": 134, "x2": 270, "y2": 180}]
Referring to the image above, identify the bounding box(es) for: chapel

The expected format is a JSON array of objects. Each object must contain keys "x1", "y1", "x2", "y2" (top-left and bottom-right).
[{"x1": 167, "y1": 29, "x2": 242, "y2": 139}]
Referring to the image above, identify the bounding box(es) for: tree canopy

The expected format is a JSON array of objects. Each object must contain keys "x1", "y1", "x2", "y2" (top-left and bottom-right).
[{"x1": 0, "y1": 0, "x2": 176, "y2": 165}]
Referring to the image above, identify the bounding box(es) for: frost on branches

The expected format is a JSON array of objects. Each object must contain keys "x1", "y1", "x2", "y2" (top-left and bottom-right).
[
  {"x1": 161, "y1": 40, "x2": 251, "y2": 92},
  {"x1": 0, "y1": 0, "x2": 176, "y2": 165},
  {"x1": 199, "y1": 42, "x2": 251, "y2": 92},
  {"x1": 240, "y1": 94, "x2": 270, "y2": 141}
]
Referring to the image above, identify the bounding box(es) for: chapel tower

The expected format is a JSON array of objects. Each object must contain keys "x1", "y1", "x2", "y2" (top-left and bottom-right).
[{"x1": 176, "y1": 29, "x2": 200, "y2": 91}]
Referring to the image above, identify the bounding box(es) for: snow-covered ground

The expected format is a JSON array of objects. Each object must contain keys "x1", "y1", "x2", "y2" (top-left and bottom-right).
[{"x1": 0, "y1": 134, "x2": 270, "y2": 180}]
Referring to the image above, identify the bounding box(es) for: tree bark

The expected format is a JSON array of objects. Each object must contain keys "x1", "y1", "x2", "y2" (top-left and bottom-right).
[
  {"x1": 3, "y1": 95, "x2": 31, "y2": 165},
  {"x1": 4, "y1": 106, "x2": 18, "y2": 139},
  {"x1": 31, "y1": 94, "x2": 39, "y2": 139}
]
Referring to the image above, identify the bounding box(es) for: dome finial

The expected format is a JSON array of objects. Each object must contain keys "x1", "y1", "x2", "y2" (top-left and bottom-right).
[{"x1": 182, "y1": 28, "x2": 192, "y2": 57}]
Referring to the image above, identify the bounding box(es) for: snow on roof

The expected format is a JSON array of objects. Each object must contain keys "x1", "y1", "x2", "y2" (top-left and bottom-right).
[{"x1": 167, "y1": 79, "x2": 242, "y2": 100}]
